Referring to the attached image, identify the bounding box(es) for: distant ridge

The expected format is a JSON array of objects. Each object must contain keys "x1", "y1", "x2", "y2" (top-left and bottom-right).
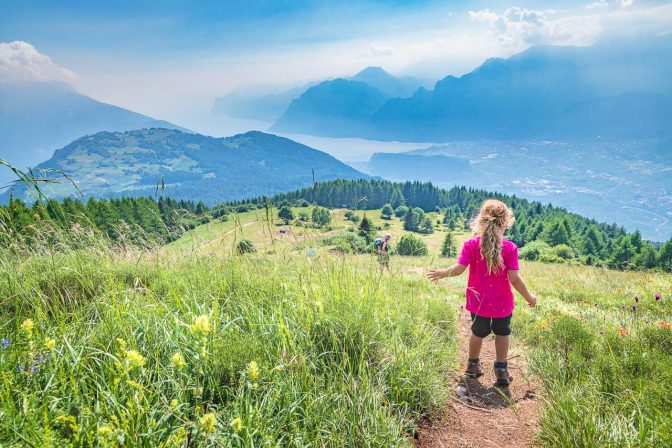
[
  {"x1": 271, "y1": 35, "x2": 672, "y2": 141},
  {"x1": 3, "y1": 129, "x2": 368, "y2": 205}
]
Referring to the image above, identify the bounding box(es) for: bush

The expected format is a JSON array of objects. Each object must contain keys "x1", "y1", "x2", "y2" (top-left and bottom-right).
[
  {"x1": 236, "y1": 238, "x2": 256, "y2": 254},
  {"x1": 326, "y1": 231, "x2": 368, "y2": 254},
  {"x1": 278, "y1": 206, "x2": 294, "y2": 224},
  {"x1": 396, "y1": 234, "x2": 428, "y2": 256},
  {"x1": 539, "y1": 252, "x2": 565, "y2": 264},
  {"x1": 381, "y1": 204, "x2": 394, "y2": 219},
  {"x1": 394, "y1": 206, "x2": 409, "y2": 218},
  {"x1": 519, "y1": 240, "x2": 551, "y2": 261},
  {"x1": 312, "y1": 206, "x2": 331, "y2": 227},
  {"x1": 552, "y1": 244, "x2": 575, "y2": 260}
]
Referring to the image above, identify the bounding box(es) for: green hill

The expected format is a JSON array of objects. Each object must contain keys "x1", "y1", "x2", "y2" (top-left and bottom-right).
[{"x1": 2, "y1": 129, "x2": 368, "y2": 205}]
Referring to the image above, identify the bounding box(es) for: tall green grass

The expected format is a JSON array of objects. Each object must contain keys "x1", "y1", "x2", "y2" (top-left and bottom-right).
[
  {"x1": 514, "y1": 264, "x2": 672, "y2": 447},
  {"x1": 0, "y1": 244, "x2": 456, "y2": 447}
]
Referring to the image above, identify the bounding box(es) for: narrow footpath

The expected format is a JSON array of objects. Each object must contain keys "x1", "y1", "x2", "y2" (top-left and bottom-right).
[{"x1": 415, "y1": 308, "x2": 540, "y2": 448}]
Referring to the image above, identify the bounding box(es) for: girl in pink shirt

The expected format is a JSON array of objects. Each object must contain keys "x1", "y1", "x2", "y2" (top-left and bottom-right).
[{"x1": 427, "y1": 199, "x2": 538, "y2": 387}]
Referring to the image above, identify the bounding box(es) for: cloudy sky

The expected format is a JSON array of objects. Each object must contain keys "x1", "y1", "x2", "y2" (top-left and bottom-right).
[{"x1": 1, "y1": 0, "x2": 671, "y2": 129}]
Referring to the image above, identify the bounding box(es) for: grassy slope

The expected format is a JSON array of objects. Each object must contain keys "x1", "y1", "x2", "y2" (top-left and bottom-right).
[
  {"x1": 0, "y1": 227, "x2": 456, "y2": 446},
  {"x1": 1, "y1": 207, "x2": 670, "y2": 446},
  {"x1": 168, "y1": 208, "x2": 672, "y2": 446}
]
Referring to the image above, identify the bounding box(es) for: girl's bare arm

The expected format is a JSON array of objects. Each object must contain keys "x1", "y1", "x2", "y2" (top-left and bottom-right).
[
  {"x1": 427, "y1": 263, "x2": 467, "y2": 284},
  {"x1": 507, "y1": 270, "x2": 538, "y2": 307}
]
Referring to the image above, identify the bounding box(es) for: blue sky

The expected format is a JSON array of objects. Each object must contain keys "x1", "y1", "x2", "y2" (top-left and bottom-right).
[{"x1": 1, "y1": 0, "x2": 671, "y2": 128}]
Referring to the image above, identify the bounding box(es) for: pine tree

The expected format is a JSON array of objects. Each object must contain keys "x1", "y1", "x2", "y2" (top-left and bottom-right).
[
  {"x1": 358, "y1": 216, "x2": 374, "y2": 242},
  {"x1": 658, "y1": 238, "x2": 672, "y2": 272},
  {"x1": 440, "y1": 231, "x2": 457, "y2": 257},
  {"x1": 544, "y1": 220, "x2": 571, "y2": 246}
]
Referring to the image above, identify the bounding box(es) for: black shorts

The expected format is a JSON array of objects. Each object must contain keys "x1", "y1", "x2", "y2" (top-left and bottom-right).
[{"x1": 470, "y1": 313, "x2": 512, "y2": 338}]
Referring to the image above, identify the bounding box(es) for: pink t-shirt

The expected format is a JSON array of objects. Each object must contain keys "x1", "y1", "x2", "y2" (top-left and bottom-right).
[{"x1": 457, "y1": 236, "x2": 519, "y2": 318}]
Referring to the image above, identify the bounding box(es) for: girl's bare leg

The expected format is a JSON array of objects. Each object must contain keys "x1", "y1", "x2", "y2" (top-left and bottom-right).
[
  {"x1": 495, "y1": 335, "x2": 509, "y2": 363},
  {"x1": 469, "y1": 333, "x2": 484, "y2": 359}
]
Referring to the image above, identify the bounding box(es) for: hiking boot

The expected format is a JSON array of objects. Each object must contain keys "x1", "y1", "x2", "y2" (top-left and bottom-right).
[
  {"x1": 465, "y1": 359, "x2": 484, "y2": 378},
  {"x1": 495, "y1": 367, "x2": 513, "y2": 387}
]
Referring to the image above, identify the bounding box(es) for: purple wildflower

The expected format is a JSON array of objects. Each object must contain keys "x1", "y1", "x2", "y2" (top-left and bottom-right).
[
  {"x1": 17, "y1": 364, "x2": 24, "y2": 373},
  {"x1": 29, "y1": 365, "x2": 39, "y2": 373},
  {"x1": 634, "y1": 296, "x2": 639, "y2": 303},
  {"x1": 34, "y1": 354, "x2": 46, "y2": 364},
  {"x1": 631, "y1": 304, "x2": 637, "y2": 311},
  {"x1": 655, "y1": 294, "x2": 662, "y2": 301},
  {"x1": 0, "y1": 339, "x2": 10, "y2": 350},
  {"x1": 621, "y1": 304, "x2": 626, "y2": 310}
]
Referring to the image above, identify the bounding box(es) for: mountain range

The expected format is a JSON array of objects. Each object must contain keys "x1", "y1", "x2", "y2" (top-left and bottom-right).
[
  {"x1": 2, "y1": 129, "x2": 368, "y2": 205},
  {"x1": 271, "y1": 35, "x2": 672, "y2": 141},
  {"x1": 213, "y1": 66, "x2": 431, "y2": 123},
  {"x1": 0, "y1": 82, "x2": 186, "y2": 184}
]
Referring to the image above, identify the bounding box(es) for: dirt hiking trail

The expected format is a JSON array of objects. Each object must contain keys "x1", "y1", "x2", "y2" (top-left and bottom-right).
[{"x1": 415, "y1": 308, "x2": 540, "y2": 448}]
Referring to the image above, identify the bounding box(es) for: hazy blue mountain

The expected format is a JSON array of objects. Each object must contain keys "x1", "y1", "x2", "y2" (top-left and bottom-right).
[
  {"x1": 3, "y1": 129, "x2": 368, "y2": 204},
  {"x1": 364, "y1": 139, "x2": 672, "y2": 240},
  {"x1": 270, "y1": 79, "x2": 388, "y2": 137},
  {"x1": 371, "y1": 35, "x2": 672, "y2": 141},
  {"x1": 269, "y1": 35, "x2": 672, "y2": 141},
  {"x1": 212, "y1": 84, "x2": 311, "y2": 122},
  {"x1": 349, "y1": 66, "x2": 430, "y2": 98},
  {"x1": 0, "y1": 82, "x2": 186, "y2": 184},
  {"x1": 212, "y1": 67, "x2": 429, "y2": 123}
]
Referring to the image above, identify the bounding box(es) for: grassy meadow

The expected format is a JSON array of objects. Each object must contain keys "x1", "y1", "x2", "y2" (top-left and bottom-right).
[{"x1": 0, "y1": 206, "x2": 670, "y2": 446}]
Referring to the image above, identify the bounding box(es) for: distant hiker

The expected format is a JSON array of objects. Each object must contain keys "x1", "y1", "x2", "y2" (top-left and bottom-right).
[
  {"x1": 427, "y1": 200, "x2": 538, "y2": 387},
  {"x1": 375, "y1": 233, "x2": 391, "y2": 270}
]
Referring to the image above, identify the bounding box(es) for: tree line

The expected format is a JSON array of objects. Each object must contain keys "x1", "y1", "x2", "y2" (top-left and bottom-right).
[
  {"x1": 0, "y1": 196, "x2": 204, "y2": 247},
  {"x1": 243, "y1": 179, "x2": 672, "y2": 271}
]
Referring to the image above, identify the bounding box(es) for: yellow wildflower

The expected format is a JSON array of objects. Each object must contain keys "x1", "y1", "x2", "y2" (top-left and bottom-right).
[
  {"x1": 230, "y1": 416, "x2": 243, "y2": 433},
  {"x1": 190, "y1": 315, "x2": 211, "y2": 336},
  {"x1": 20, "y1": 319, "x2": 34, "y2": 339},
  {"x1": 45, "y1": 337, "x2": 56, "y2": 351},
  {"x1": 126, "y1": 350, "x2": 145, "y2": 368},
  {"x1": 171, "y1": 352, "x2": 187, "y2": 370},
  {"x1": 125, "y1": 380, "x2": 143, "y2": 390},
  {"x1": 247, "y1": 361, "x2": 260, "y2": 381},
  {"x1": 170, "y1": 399, "x2": 179, "y2": 409},
  {"x1": 199, "y1": 413, "x2": 217, "y2": 433},
  {"x1": 98, "y1": 425, "x2": 113, "y2": 437}
]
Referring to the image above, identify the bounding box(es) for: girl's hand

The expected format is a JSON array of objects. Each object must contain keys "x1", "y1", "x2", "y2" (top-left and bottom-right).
[
  {"x1": 427, "y1": 268, "x2": 445, "y2": 284},
  {"x1": 527, "y1": 295, "x2": 538, "y2": 307}
]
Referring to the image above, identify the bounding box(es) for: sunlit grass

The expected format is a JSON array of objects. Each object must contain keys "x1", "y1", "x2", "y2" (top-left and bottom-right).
[{"x1": 0, "y1": 242, "x2": 457, "y2": 446}]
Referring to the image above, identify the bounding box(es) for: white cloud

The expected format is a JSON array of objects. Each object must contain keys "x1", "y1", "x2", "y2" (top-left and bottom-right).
[
  {"x1": 0, "y1": 41, "x2": 74, "y2": 83},
  {"x1": 620, "y1": 0, "x2": 634, "y2": 7},
  {"x1": 365, "y1": 44, "x2": 393, "y2": 57},
  {"x1": 468, "y1": 6, "x2": 603, "y2": 47},
  {"x1": 585, "y1": 1, "x2": 609, "y2": 10}
]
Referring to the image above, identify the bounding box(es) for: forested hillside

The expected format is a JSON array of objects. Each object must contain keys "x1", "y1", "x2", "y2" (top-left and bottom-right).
[
  {"x1": 4, "y1": 178, "x2": 671, "y2": 270},
  {"x1": 249, "y1": 179, "x2": 672, "y2": 271}
]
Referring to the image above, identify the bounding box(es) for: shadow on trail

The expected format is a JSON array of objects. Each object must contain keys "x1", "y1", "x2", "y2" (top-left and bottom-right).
[{"x1": 457, "y1": 377, "x2": 514, "y2": 410}]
